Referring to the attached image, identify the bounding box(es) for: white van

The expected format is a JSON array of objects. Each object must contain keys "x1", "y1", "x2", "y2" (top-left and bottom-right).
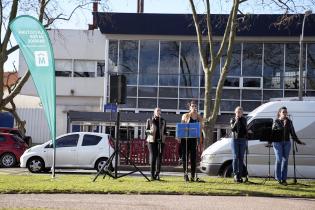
[{"x1": 200, "y1": 100, "x2": 315, "y2": 178}]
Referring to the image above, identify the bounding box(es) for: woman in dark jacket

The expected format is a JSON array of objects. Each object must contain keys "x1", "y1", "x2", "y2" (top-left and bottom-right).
[
  {"x1": 272, "y1": 106, "x2": 305, "y2": 185},
  {"x1": 230, "y1": 106, "x2": 247, "y2": 183},
  {"x1": 146, "y1": 107, "x2": 167, "y2": 181}
]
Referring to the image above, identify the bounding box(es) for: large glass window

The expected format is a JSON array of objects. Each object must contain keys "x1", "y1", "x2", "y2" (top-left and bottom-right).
[
  {"x1": 159, "y1": 41, "x2": 179, "y2": 86},
  {"x1": 119, "y1": 40, "x2": 139, "y2": 85},
  {"x1": 108, "y1": 40, "x2": 118, "y2": 74},
  {"x1": 139, "y1": 41, "x2": 159, "y2": 85},
  {"x1": 222, "y1": 89, "x2": 240, "y2": 100},
  {"x1": 138, "y1": 98, "x2": 157, "y2": 109},
  {"x1": 307, "y1": 43, "x2": 315, "y2": 90},
  {"x1": 222, "y1": 43, "x2": 241, "y2": 76},
  {"x1": 285, "y1": 44, "x2": 300, "y2": 89},
  {"x1": 224, "y1": 77, "x2": 239, "y2": 87},
  {"x1": 242, "y1": 43, "x2": 262, "y2": 76},
  {"x1": 73, "y1": 60, "x2": 95, "y2": 77},
  {"x1": 263, "y1": 90, "x2": 283, "y2": 101},
  {"x1": 120, "y1": 98, "x2": 136, "y2": 109},
  {"x1": 97, "y1": 62, "x2": 105, "y2": 77},
  {"x1": 159, "y1": 87, "x2": 178, "y2": 98},
  {"x1": 138, "y1": 87, "x2": 157, "y2": 97},
  {"x1": 180, "y1": 42, "x2": 200, "y2": 87},
  {"x1": 242, "y1": 89, "x2": 261, "y2": 100},
  {"x1": 55, "y1": 59, "x2": 72, "y2": 77},
  {"x1": 220, "y1": 100, "x2": 240, "y2": 112},
  {"x1": 242, "y1": 101, "x2": 261, "y2": 112},
  {"x1": 242, "y1": 77, "x2": 261, "y2": 88},
  {"x1": 127, "y1": 86, "x2": 137, "y2": 97},
  {"x1": 284, "y1": 90, "x2": 298, "y2": 97},
  {"x1": 264, "y1": 43, "x2": 284, "y2": 89},
  {"x1": 179, "y1": 88, "x2": 199, "y2": 98},
  {"x1": 159, "y1": 99, "x2": 178, "y2": 109}
]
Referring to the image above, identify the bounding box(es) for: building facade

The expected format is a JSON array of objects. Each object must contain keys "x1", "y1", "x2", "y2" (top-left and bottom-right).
[{"x1": 19, "y1": 13, "x2": 315, "y2": 142}]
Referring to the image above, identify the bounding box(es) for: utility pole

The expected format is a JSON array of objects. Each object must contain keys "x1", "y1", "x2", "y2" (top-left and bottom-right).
[
  {"x1": 298, "y1": 10, "x2": 312, "y2": 100},
  {"x1": 137, "y1": 0, "x2": 144, "y2": 13}
]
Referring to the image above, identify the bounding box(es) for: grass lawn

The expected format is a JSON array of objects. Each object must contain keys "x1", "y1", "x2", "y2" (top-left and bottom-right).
[{"x1": 0, "y1": 174, "x2": 314, "y2": 198}]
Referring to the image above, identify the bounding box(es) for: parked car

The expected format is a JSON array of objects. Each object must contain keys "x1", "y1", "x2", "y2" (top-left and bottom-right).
[
  {"x1": 200, "y1": 100, "x2": 315, "y2": 178},
  {"x1": 0, "y1": 133, "x2": 29, "y2": 167},
  {"x1": 0, "y1": 127, "x2": 32, "y2": 146},
  {"x1": 20, "y1": 132, "x2": 115, "y2": 173}
]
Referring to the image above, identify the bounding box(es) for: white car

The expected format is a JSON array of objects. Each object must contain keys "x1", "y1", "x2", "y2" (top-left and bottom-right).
[{"x1": 20, "y1": 132, "x2": 114, "y2": 173}]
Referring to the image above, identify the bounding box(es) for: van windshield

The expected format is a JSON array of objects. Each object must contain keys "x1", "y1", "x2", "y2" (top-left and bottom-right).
[{"x1": 246, "y1": 115, "x2": 252, "y2": 123}]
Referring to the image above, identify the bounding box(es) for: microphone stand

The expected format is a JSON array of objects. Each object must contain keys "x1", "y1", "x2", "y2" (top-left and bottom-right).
[
  {"x1": 288, "y1": 115, "x2": 308, "y2": 186},
  {"x1": 157, "y1": 117, "x2": 162, "y2": 180}
]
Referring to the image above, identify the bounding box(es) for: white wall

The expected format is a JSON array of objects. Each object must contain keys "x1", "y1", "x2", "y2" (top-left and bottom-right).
[
  {"x1": 56, "y1": 96, "x2": 102, "y2": 135},
  {"x1": 19, "y1": 29, "x2": 106, "y2": 97},
  {"x1": 17, "y1": 108, "x2": 50, "y2": 144}
]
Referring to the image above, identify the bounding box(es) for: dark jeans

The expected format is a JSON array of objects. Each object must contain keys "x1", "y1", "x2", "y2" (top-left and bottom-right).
[
  {"x1": 148, "y1": 142, "x2": 164, "y2": 178},
  {"x1": 181, "y1": 138, "x2": 197, "y2": 178},
  {"x1": 273, "y1": 141, "x2": 291, "y2": 181},
  {"x1": 231, "y1": 139, "x2": 246, "y2": 178}
]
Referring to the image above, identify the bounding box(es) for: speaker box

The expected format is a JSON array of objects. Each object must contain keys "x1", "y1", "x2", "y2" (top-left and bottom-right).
[{"x1": 109, "y1": 75, "x2": 126, "y2": 104}]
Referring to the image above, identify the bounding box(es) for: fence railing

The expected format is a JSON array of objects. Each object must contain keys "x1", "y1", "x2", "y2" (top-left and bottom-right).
[{"x1": 119, "y1": 137, "x2": 202, "y2": 166}]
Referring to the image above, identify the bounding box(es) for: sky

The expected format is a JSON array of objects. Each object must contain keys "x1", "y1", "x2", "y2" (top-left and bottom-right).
[{"x1": 4, "y1": 0, "x2": 315, "y2": 72}]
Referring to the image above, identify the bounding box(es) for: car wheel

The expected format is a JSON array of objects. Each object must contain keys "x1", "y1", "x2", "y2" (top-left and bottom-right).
[
  {"x1": 223, "y1": 164, "x2": 233, "y2": 178},
  {"x1": 43, "y1": 168, "x2": 51, "y2": 173},
  {"x1": 27, "y1": 157, "x2": 44, "y2": 173},
  {"x1": 95, "y1": 158, "x2": 112, "y2": 173},
  {"x1": 0, "y1": 153, "x2": 17, "y2": 168}
]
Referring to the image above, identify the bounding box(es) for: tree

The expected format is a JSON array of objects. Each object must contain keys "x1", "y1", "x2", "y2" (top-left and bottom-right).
[
  {"x1": 0, "y1": 0, "x2": 106, "y2": 131},
  {"x1": 188, "y1": 0, "x2": 314, "y2": 148}
]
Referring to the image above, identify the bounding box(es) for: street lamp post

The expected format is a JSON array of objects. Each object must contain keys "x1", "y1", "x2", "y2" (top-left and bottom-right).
[{"x1": 298, "y1": 10, "x2": 312, "y2": 101}]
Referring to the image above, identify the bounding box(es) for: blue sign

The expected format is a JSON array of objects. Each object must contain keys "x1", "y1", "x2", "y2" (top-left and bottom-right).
[
  {"x1": 0, "y1": 112, "x2": 14, "y2": 128},
  {"x1": 104, "y1": 103, "x2": 117, "y2": 113},
  {"x1": 176, "y1": 123, "x2": 201, "y2": 138}
]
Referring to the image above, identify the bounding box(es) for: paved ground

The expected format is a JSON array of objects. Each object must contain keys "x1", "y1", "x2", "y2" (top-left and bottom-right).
[{"x1": 1, "y1": 194, "x2": 315, "y2": 210}]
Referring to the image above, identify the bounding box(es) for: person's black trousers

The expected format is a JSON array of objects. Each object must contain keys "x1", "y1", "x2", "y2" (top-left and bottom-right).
[
  {"x1": 148, "y1": 142, "x2": 164, "y2": 178},
  {"x1": 181, "y1": 138, "x2": 197, "y2": 178}
]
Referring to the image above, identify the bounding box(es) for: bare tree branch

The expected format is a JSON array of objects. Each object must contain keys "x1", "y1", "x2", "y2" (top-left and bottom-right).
[
  {"x1": 0, "y1": 0, "x2": 3, "y2": 40},
  {"x1": 205, "y1": 0, "x2": 214, "y2": 63},
  {"x1": 210, "y1": 0, "x2": 240, "y2": 122},
  {"x1": 1, "y1": 70, "x2": 30, "y2": 108},
  {"x1": 188, "y1": 0, "x2": 207, "y2": 71},
  {"x1": 1, "y1": 0, "x2": 18, "y2": 53},
  {"x1": 215, "y1": 8, "x2": 234, "y2": 61},
  {"x1": 38, "y1": 0, "x2": 46, "y2": 23},
  {"x1": 6, "y1": 44, "x2": 18, "y2": 55},
  {"x1": 44, "y1": 2, "x2": 92, "y2": 27}
]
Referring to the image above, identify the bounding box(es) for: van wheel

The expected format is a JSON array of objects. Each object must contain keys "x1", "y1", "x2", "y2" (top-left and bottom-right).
[
  {"x1": 27, "y1": 157, "x2": 44, "y2": 173},
  {"x1": 95, "y1": 158, "x2": 113, "y2": 173},
  {"x1": 0, "y1": 153, "x2": 17, "y2": 167},
  {"x1": 223, "y1": 164, "x2": 233, "y2": 178}
]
